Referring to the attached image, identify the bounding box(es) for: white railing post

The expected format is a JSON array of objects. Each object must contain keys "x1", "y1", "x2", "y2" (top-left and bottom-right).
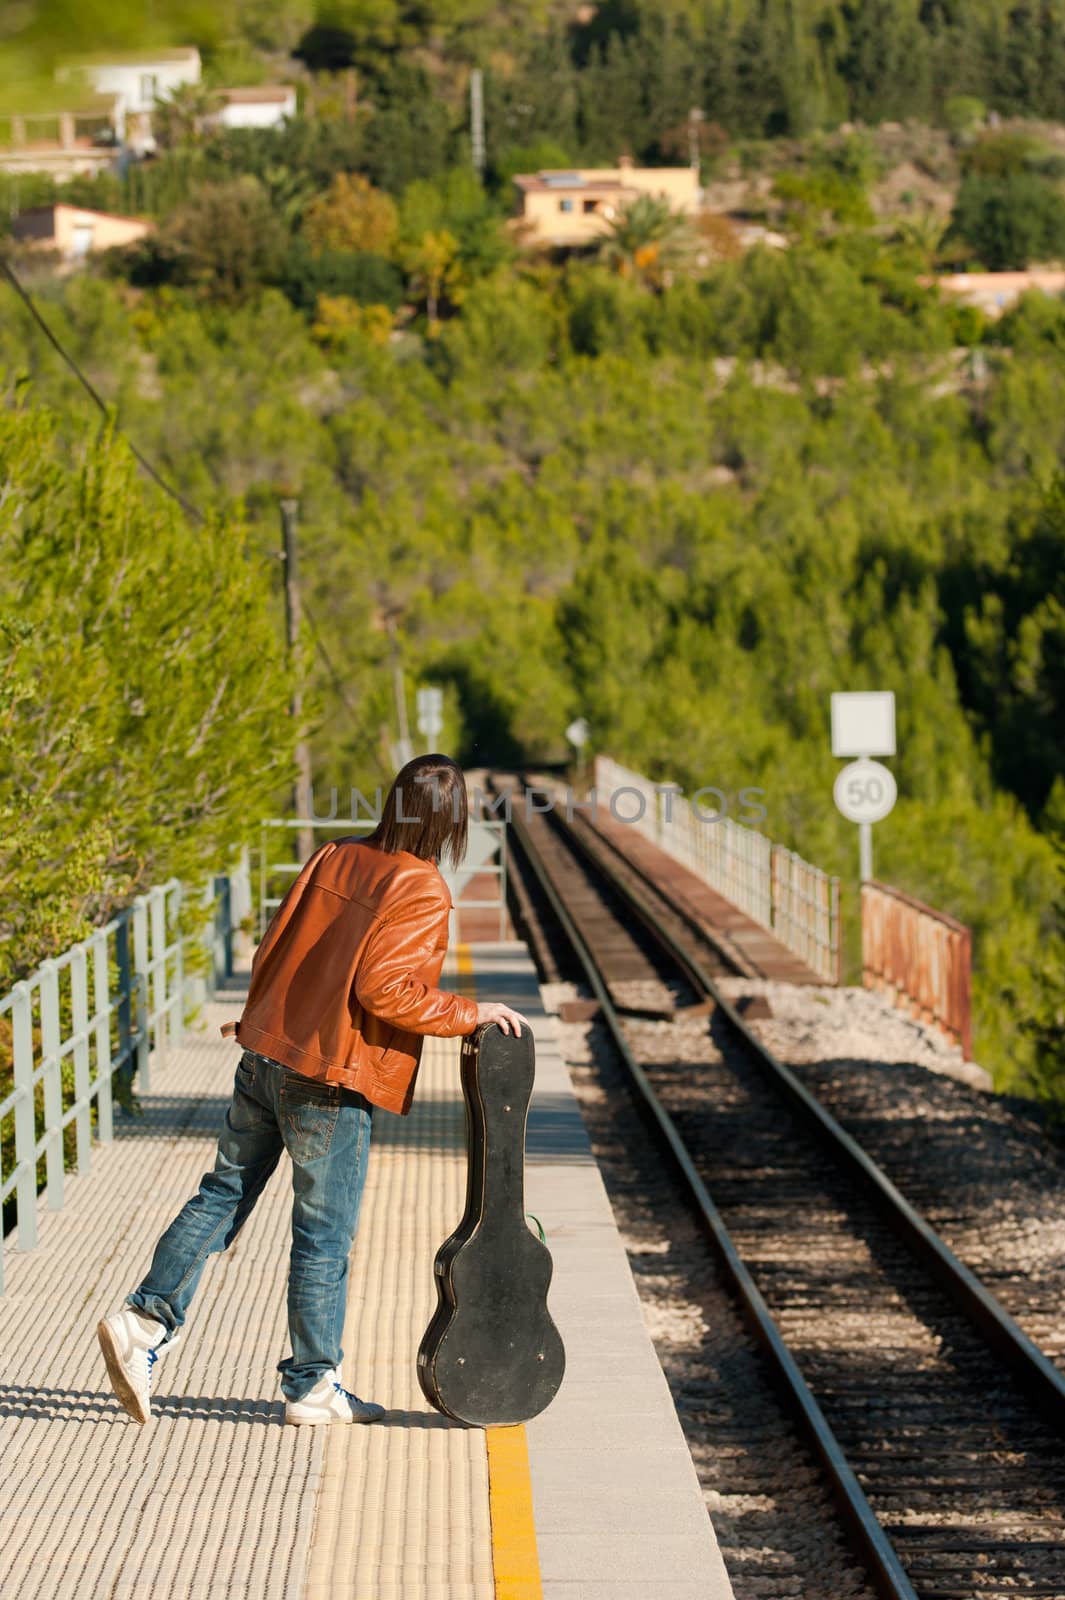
[
  {"x1": 171, "y1": 880, "x2": 186, "y2": 1048},
  {"x1": 39, "y1": 960, "x2": 64, "y2": 1212},
  {"x1": 133, "y1": 896, "x2": 151, "y2": 1092},
  {"x1": 92, "y1": 927, "x2": 114, "y2": 1144},
  {"x1": 150, "y1": 885, "x2": 168, "y2": 1066},
  {"x1": 70, "y1": 944, "x2": 92, "y2": 1176},
  {"x1": 11, "y1": 981, "x2": 38, "y2": 1253},
  {"x1": 1, "y1": 857, "x2": 256, "y2": 1297},
  {"x1": 259, "y1": 821, "x2": 270, "y2": 941},
  {"x1": 231, "y1": 844, "x2": 253, "y2": 966}
]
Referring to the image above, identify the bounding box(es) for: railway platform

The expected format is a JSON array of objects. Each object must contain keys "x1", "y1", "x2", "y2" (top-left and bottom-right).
[{"x1": 0, "y1": 941, "x2": 733, "y2": 1600}]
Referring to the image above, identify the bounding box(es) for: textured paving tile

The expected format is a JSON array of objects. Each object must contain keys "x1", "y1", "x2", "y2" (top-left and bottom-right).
[
  {"x1": 303, "y1": 963, "x2": 493, "y2": 1600},
  {"x1": 0, "y1": 982, "x2": 324, "y2": 1600},
  {"x1": 0, "y1": 973, "x2": 493, "y2": 1600},
  {"x1": 1, "y1": 938, "x2": 736, "y2": 1600}
]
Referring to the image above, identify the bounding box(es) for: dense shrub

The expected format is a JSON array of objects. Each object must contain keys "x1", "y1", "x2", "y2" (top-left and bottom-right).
[
  {"x1": 946, "y1": 172, "x2": 1065, "y2": 270},
  {"x1": 279, "y1": 241, "x2": 405, "y2": 310},
  {"x1": 0, "y1": 399, "x2": 294, "y2": 985}
]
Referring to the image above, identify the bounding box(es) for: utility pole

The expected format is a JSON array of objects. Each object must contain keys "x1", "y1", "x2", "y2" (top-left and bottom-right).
[
  {"x1": 470, "y1": 68, "x2": 485, "y2": 178},
  {"x1": 384, "y1": 610, "x2": 413, "y2": 767},
  {"x1": 279, "y1": 497, "x2": 315, "y2": 863}
]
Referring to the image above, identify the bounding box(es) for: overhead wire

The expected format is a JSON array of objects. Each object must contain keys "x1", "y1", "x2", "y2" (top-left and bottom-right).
[
  {"x1": 2, "y1": 254, "x2": 355, "y2": 712},
  {"x1": 1, "y1": 255, "x2": 205, "y2": 524},
  {"x1": 301, "y1": 597, "x2": 361, "y2": 720}
]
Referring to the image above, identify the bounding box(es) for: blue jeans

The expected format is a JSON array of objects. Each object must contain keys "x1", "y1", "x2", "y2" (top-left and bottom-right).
[{"x1": 126, "y1": 1049, "x2": 374, "y2": 1402}]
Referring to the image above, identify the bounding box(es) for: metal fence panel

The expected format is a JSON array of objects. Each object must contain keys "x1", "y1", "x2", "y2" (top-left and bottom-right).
[
  {"x1": 595, "y1": 755, "x2": 840, "y2": 982},
  {"x1": 0, "y1": 866, "x2": 242, "y2": 1294},
  {"x1": 860, "y1": 881, "x2": 972, "y2": 1057},
  {"x1": 255, "y1": 816, "x2": 508, "y2": 943}
]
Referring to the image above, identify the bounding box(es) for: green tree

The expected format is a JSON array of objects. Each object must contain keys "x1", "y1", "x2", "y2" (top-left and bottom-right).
[
  {"x1": 280, "y1": 239, "x2": 405, "y2": 310},
  {"x1": 946, "y1": 171, "x2": 1065, "y2": 269},
  {"x1": 0, "y1": 398, "x2": 294, "y2": 986},
  {"x1": 840, "y1": 0, "x2": 931, "y2": 124},
  {"x1": 943, "y1": 94, "x2": 986, "y2": 141},
  {"x1": 398, "y1": 169, "x2": 513, "y2": 280},
  {"x1": 491, "y1": 140, "x2": 574, "y2": 188},
  {"x1": 947, "y1": 473, "x2": 1065, "y2": 818},
  {"x1": 401, "y1": 228, "x2": 464, "y2": 324},
  {"x1": 162, "y1": 176, "x2": 290, "y2": 300}
]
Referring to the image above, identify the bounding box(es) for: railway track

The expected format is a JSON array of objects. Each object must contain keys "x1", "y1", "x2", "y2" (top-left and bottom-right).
[{"x1": 497, "y1": 777, "x2": 1065, "y2": 1600}]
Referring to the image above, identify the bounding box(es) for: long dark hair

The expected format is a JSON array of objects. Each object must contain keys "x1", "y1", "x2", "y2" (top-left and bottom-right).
[{"x1": 365, "y1": 753, "x2": 469, "y2": 869}]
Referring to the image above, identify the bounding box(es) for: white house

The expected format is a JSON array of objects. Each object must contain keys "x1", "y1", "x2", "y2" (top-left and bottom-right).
[
  {"x1": 213, "y1": 86, "x2": 297, "y2": 130},
  {"x1": 57, "y1": 48, "x2": 202, "y2": 154},
  {"x1": 2, "y1": 50, "x2": 298, "y2": 176}
]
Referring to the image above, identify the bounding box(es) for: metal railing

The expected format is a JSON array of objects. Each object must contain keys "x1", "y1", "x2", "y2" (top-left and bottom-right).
[
  {"x1": 256, "y1": 819, "x2": 375, "y2": 939},
  {"x1": 256, "y1": 818, "x2": 508, "y2": 943},
  {"x1": 861, "y1": 881, "x2": 972, "y2": 1058},
  {"x1": 0, "y1": 866, "x2": 246, "y2": 1293},
  {"x1": 595, "y1": 756, "x2": 841, "y2": 982}
]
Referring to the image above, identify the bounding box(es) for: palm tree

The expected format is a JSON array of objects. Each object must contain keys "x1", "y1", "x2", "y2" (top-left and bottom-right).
[
  {"x1": 152, "y1": 82, "x2": 219, "y2": 149},
  {"x1": 894, "y1": 208, "x2": 949, "y2": 272},
  {"x1": 597, "y1": 193, "x2": 694, "y2": 287}
]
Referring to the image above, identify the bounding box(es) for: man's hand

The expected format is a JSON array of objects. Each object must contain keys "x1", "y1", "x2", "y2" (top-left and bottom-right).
[{"x1": 475, "y1": 1001, "x2": 531, "y2": 1037}]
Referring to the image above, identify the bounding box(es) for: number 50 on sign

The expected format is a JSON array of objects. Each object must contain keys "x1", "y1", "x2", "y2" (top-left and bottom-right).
[{"x1": 833, "y1": 757, "x2": 897, "y2": 824}]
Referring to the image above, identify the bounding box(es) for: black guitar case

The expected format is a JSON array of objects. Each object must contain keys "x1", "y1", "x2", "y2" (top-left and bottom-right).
[{"x1": 417, "y1": 1021, "x2": 566, "y2": 1427}]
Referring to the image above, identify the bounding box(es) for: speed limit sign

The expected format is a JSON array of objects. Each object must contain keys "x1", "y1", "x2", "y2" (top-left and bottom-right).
[{"x1": 833, "y1": 758, "x2": 897, "y2": 824}]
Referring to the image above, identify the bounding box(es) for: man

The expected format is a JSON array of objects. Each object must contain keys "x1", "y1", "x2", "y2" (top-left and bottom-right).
[{"x1": 97, "y1": 754, "x2": 528, "y2": 1425}]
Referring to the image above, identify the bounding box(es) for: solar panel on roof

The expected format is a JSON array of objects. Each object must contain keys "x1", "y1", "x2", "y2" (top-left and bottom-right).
[{"x1": 543, "y1": 172, "x2": 583, "y2": 186}]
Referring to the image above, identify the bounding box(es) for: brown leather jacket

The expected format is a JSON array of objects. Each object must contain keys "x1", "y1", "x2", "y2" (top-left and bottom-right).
[{"x1": 223, "y1": 838, "x2": 478, "y2": 1114}]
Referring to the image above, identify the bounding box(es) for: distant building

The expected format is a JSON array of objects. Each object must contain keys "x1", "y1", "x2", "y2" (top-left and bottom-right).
[
  {"x1": 1, "y1": 49, "x2": 297, "y2": 176},
  {"x1": 921, "y1": 269, "x2": 1065, "y2": 318},
  {"x1": 0, "y1": 101, "x2": 119, "y2": 180},
  {"x1": 57, "y1": 48, "x2": 203, "y2": 155},
  {"x1": 511, "y1": 155, "x2": 701, "y2": 248},
  {"x1": 212, "y1": 86, "x2": 297, "y2": 130},
  {"x1": 10, "y1": 203, "x2": 153, "y2": 266}
]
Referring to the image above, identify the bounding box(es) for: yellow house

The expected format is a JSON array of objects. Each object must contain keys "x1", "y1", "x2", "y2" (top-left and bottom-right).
[
  {"x1": 11, "y1": 204, "x2": 153, "y2": 266},
  {"x1": 917, "y1": 269, "x2": 1065, "y2": 318},
  {"x1": 511, "y1": 154, "x2": 701, "y2": 248}
]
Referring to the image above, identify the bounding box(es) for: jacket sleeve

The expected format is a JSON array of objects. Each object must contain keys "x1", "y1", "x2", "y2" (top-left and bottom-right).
[{"x1": 353, "y1": 884, "x2": 479, "y2": 1037}]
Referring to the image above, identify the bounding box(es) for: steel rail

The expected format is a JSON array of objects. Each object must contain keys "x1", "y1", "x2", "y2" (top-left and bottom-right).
[
  {"x1": 504, "y1": 798, "x2": 920, "y2": 1600},
  {"x1": 559, "y1": 796, "x2": 755, "y2": 979},
  {"x1": 549, "y1": 800, "x2": 1065, "y2": 1434}
]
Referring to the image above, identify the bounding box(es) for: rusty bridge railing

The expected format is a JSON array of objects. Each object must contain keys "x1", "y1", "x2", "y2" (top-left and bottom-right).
[{"x1": 860, "y1": 881, "x2": 972, "y2": 1058}]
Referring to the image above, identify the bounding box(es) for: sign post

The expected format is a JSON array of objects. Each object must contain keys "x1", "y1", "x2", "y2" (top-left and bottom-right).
[
  {"x1": 830, "y1": 692, "x2": 897, "y2": 882},
  {"x1": 416, "y1": 685, "x2": 444, "y2": 751},
  {"x1": 565, "y1": 716, "x2": 589, "y2": 782}
]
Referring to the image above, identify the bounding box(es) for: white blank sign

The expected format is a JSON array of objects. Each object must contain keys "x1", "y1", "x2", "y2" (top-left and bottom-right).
[{"x1": 830, "y1": 691, "x2": 896, "y2": 757}]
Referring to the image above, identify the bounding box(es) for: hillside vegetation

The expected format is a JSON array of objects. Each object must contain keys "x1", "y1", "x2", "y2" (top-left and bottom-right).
[
  {"x1": 0, "y1": 1, "x2": 1062, "y2": 1100},
  {"x1": 11, "y1": 1, "x2": 1065, "y2": 136}
]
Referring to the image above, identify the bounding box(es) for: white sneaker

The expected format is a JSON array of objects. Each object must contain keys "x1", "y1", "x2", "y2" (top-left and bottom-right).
[
  {"x1": 284, "y1": 1367, "x2": 384, "y2": 1426},
  {"x1": 97, "y1": 1308, "x2": 180, "y2": 1424}
]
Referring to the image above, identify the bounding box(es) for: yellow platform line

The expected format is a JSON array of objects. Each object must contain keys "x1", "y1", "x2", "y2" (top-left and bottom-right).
[
  {"x1": 455, "y1": 942, "x2": 544, "y2": 1600},
  {"x1": 486, "y1": 1425, "x2": 543, "y2": 1600}
]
